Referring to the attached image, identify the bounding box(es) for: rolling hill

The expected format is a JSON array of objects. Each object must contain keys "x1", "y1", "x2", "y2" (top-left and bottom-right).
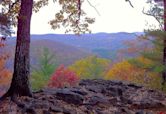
[
  {"x1": 29, "y1": 32, "x2": 140, "y2": 59},
  {"x1": 5, "y1": 39, "x2": 93, "y2": 70},
  {"x1": 5, "y1": 32, "x2": 143, "y2": 70}
]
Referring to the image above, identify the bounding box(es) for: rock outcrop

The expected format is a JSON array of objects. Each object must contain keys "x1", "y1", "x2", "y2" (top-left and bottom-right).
[{"x1": 0, "y1": 79, "x2": 166, "y2": 114}]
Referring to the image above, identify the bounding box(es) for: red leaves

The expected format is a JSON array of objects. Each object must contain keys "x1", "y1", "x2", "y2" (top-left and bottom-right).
[
  {"x1": 48, "y1": 65, "x2": 80, "y2": 88},
  {"x1": 158, "y1": 111, "x2": 166, "y2": 114}
]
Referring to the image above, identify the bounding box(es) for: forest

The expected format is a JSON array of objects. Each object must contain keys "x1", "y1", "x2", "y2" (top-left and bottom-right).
[{"x1": 0, "y1": 0, "x2": 166, "y2": 114}]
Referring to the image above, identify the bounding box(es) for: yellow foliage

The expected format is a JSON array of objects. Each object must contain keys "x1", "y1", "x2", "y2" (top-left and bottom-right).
[
  {"x1": 105, "y1": 60, "x2": 139, "y2": 81},
  {"x1": 136, "y1": 56, "x2": 153, "y2": 65},
  {"x1": 69, "y1": 56, "x2": 110, "y2": 79},
  {"x1": 105, "y1": 59, "x2": 162, "y2": 90}
]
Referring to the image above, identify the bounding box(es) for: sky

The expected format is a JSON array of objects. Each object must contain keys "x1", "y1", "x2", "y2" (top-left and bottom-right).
[{"x1": 30, "y1": 0, "x2": 160, "y2": 34}]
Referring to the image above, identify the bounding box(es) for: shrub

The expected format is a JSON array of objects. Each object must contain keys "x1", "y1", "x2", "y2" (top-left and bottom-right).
[
  {"x1": 48, "y1": 65, "x2": 80, "y2": 88},
  {"x1": 31, "y1": 47, "x2": 58, "y2": 91}
]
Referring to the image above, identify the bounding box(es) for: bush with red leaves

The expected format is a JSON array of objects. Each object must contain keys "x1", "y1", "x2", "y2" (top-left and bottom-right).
[{"x1": 48, "y1": 65, "x2": 80, "y2": 88}]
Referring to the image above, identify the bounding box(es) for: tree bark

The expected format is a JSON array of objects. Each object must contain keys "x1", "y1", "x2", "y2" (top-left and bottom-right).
[
  {"x1": 162, "y1": 0, "x2": 166, "y2": 88},
  {"x1": 2, "y1": 0, "x2": 33, "y2": 98}
]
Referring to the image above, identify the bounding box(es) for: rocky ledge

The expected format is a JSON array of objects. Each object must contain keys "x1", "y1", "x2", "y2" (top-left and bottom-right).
[{"x1": 0, "y1": 79, "x2": 166, "y2": 114}]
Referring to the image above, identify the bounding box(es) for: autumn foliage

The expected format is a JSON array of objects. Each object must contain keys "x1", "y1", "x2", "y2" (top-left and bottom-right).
[
  {"x1": 69, "y1": 56, "x2": 110, "y2": 79},
  {"x1": 117, "y1": 38, "x2": 152, "y2": 61},
  {"x1": 0, "y1": 60, "x2": 12, "y2": 85},
  {"x1": 105, "y1": 57, "x2": 162, "y2": 89},
  {"x1": 48, "y1": 65, "x2": 80, "y2": 88},
  {"x1": 0, "y1": 38, "x2": 12, "y2": 95}
]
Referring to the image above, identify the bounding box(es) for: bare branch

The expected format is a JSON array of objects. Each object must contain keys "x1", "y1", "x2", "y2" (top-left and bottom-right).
[
  {"x1": 86, "y1": 0, "x2": 100, "y2": 16},
  {"x1": 125, "y1": 0, "x2": 134, "y2": 8},
  {"x1": 142, "y1": 8, "x2": 163, "y2": 29}
]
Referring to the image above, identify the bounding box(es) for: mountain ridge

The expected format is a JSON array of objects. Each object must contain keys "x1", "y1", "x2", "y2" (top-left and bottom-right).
[
  {"x1": 26, "y1": 32, "x2": 142, "y2": 59},
  {"x1": 6, "y1": 32, "x2": 144, "y2": 70}
]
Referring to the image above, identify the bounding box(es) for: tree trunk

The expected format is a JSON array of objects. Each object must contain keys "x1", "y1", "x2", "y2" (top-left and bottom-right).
[
  {"x1": 162, "y1": 0, "x2": 166, "y2": 88},
  {"x1": 2, "y1": 0, "x2": 33, "y2": 98}
]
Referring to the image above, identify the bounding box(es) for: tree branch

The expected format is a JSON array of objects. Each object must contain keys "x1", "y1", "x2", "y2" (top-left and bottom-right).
[
  {"x1": 86, "y1": 0, "x2": 100, "y2": 16},
  {"x1": 78, "y1": 0, "x2": 81, "y2": 20},
  {"x1": 125, "y1": 0, "x2": 134, "y2": 8},
  {"x1": 142, "y1": 8, "x2": 163, "y2": 29}
]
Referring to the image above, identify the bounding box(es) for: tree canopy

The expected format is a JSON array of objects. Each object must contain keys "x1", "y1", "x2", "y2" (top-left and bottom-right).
[{"x1": 0, "y1": 0, "x2": 95, "y2": 34}]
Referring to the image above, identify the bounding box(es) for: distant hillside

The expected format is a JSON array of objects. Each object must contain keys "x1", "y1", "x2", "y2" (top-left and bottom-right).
[
  {"x1": 30, "y1": 32, "x2": 138, "y2": 49},
  {"x1": 30, "y1": 39, "x2": 93, "y2": 66},
  {"x1": 29, "y1": 32, "x2": 141, "y2": 59},
  {"x1": 6, "y1": 32, "x2": 143, "y2": 70},
  {"x1": 5, "y1": 39, "x2": 93, "y2": 70}
]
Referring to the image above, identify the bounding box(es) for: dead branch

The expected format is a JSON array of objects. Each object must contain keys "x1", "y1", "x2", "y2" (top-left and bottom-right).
[
  {"x1": 125, "y1": 0, "x2": 134, "y2": 8},
  {"x1": 86, "y1": 0, "x2": 100, "y2": 16}
]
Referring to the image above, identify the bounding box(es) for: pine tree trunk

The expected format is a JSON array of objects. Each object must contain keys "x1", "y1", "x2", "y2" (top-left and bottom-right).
[{"x1": 2, "y1": 0, "x2": 33, "y2": 97}]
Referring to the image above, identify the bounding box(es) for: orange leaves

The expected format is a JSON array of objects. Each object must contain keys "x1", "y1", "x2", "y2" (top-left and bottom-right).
[
  {"x1": 105, "y1": 58, "x2": 162, "y2": 89},
  {"x1": 0, "y1": 40, "x2": 12, "y2": 90},
  {"x1": 105, "y1": 60, "x2": 140, "y2": 81},
  {"x1": 0, "y1": 43, "x2": 5, "y2": 47},
  {"x1": 0, "y1": 69, "x2": 12, "y2": 86},
  {"x1": 48, "y1": 65, "x2": 80, "y2": 88}
]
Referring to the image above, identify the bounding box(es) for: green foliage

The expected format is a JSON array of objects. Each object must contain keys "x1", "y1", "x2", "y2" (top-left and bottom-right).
[
  {"x1": 143, "y1": 1, "x2": 166, "y2": 91},
  {"x1": 137, "y1": 31, "x2": 166, "y2": 72},
  {"x1": 31, "y1": 48, "x2": 58, "y2": 91},
  {"x1": 37, "y1": 48, "x2": 57, "y2": 77},
  {"x1": 69, "y1": 56, "x2": 110, "y2": 79},
  {"x1": 127, "y1": 30, "x2": 166, "y2": 91}
]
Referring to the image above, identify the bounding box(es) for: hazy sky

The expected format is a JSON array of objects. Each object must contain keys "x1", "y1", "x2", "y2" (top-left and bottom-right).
[{"x1": 30, "y1": 0, "x2": 159, "y2": 34}]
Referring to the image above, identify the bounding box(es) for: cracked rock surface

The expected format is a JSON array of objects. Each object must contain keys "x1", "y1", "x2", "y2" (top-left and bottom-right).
[{"x1": 0, "y1": 79, "x2": 166, "y2": 114}]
